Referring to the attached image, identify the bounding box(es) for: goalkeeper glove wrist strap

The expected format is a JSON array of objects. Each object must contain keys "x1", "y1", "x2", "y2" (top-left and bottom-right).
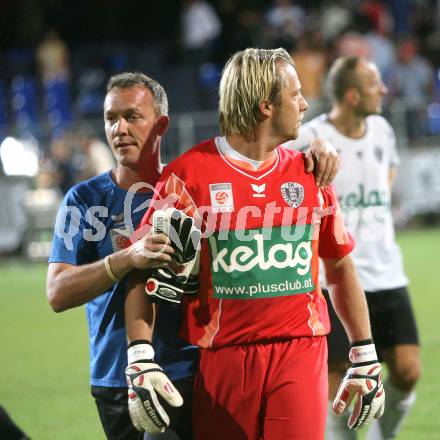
[
  {"x1": 146, "y1": 274, "x2": 184, "y2": 305},
  {"x1": 127, "y1": 340, "x2": 155, "y2": 364},
  {"x1": 350, "y1": 338, "x2": 374, "y2": 348},
  {"x1": 349, "y1": 339, "x2": 378, "y2": 367}
]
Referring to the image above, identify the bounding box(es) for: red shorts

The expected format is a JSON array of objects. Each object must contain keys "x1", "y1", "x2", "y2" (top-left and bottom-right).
[{"x1": 193, "y1": 336, "x2": 328, "y2": 440}]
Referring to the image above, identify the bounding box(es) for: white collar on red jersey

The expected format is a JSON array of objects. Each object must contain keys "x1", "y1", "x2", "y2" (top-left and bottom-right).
[{"x1": 214, "y1": 136, "x2": 279, "y2": 181}]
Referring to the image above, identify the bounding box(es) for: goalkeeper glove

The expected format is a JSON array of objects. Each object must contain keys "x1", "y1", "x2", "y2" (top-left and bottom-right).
[
  {"x1": 333, "y1": 339, "x2": 385, "y2": 430},
  {"x1": 145, "y1": 208, "x2": 201, "y2": 305},
  {"x1": 152, "y1": 208, "x2": 200, "y2": 264},
  {"x1": 145, "y1": 268, "x2": 199, "y2": 305},
  {"x1": 126, "y1": 340, "x2": 183, "y2": 434}
]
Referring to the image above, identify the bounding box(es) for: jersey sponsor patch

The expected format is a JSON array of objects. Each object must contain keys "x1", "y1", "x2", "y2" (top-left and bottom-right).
[
  {"x1": 110, "y1": 228, "x2": 131, "y2": 251},
  {"x1": 280, "y1": 182, "x2": 304, "y2": 208},
  {"x1": 208, "y1": 225, "x2": 315, "y2": 299},
  {"x1": 209, "y1": 183, "x2": 234, "y2": 213}
]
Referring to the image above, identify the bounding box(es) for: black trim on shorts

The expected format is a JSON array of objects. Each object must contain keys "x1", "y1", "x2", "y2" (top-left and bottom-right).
[
  {"x1": 324, "y1": 286, "x2": 419, "y2": 365},
  {"x1": 91, "y1": 377, "x2": 194, "y2": 440},
  {"x1": 91, "y1": 386, "x2": 143, "y2": 440}
]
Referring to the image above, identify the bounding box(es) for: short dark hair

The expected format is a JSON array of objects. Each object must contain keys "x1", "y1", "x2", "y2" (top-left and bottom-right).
[
  {"x1": 106, "y1": 72, "x2": 168, "y2": 116},
  {"x1": 326, "y1": 57, "x2": 362, "y2": 103}
]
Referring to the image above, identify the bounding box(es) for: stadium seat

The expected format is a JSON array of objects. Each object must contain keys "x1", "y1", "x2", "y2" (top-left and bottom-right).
[
  {"x1": 11, "y1": 74, "x2": 39, "y2": 137},
  {"x1": 43, "y1": 77, "x2": 72, "y2": 137}
]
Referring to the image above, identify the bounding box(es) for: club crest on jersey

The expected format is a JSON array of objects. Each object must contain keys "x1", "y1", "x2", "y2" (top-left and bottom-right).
[
  {"x1": 280, "y1": 182, "x2": 304, "y2": 208},
  {"x1": 374, "y1": 146, "x2": 383, "y2": 163},
  {"x1": 209, "y1": 183, "x2": 234, "y2": 213},
  {"x1": 110, "y1": 228, "x2": 131, "y2": 251}
]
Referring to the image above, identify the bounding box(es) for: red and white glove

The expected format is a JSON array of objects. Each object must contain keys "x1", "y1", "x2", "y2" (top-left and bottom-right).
[
  {"x1": 333, "y1": 340, "x2": 385, "y2": 430},
  {"x1": 125, "y1": 341, "x2": 183, "y2": 434}
]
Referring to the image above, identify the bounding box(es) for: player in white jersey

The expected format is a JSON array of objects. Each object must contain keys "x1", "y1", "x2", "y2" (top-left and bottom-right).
[{"x1": 285, "y1": 56, "x2": 420, "y2": 440}]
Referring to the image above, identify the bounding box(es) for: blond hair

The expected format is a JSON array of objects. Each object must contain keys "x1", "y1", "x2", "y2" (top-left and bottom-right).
[{"x1": 219, "y1": 48, "x2": 295, "y2": 139}]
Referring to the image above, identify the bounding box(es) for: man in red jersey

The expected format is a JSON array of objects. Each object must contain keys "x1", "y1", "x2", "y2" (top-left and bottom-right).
[{"x1": 125, "y1": 48, "x2": 385, "y2": 440}]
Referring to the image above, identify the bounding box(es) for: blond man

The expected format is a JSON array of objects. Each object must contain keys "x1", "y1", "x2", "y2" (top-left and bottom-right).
[{"x1": 125, "y1": 49, "x2": 384, "y2": 439}]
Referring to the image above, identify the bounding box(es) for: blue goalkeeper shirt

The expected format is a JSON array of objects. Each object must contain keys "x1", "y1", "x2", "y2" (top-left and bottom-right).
[{"x1": 49, "y1": 171, "x2": 198, "y2": 387}]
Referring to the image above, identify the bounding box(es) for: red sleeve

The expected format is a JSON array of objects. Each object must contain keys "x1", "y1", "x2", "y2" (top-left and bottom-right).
[
  {"x1": 318, "y1": 184, "x2": 354, "y2": 259},
  {"x1": 131, "y1": 165, "x2": 199, "y2": 243}
]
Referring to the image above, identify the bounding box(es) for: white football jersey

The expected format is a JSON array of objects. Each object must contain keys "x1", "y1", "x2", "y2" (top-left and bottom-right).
[{"x1": 284, "y1": 114, "x2": 408, "y2": 291}]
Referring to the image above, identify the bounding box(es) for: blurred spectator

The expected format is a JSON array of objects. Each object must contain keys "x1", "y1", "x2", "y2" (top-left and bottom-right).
[
  {"x1": 390, "y1": 37, "x2": 434, "y2": 142},
  {"x1": 291, "y1": 30, "x2": 328, "y2": 118},
  {"x1": 26, "y1": 159, "x2": 62, "y2": 207},
  {"x1": 37, "y1": 30, "x2": 72, "y2": 137},
  {"x1": 362, "y1": 15, "x2": 397, "y2": 86},
  {"x1": 320, "y1": 0, "x2": 353, "y2": 43},
  {"x1": 265, "y1": 0, "x2": 305, "y2": 51},
  {"x1": 335, "y1": 31, "x2": 372, "y2": 58},
  {"x1": 73, "y1": 125, "x2": 115, "y2": 181},
  {"x1": 181, "y1": 0, "x2": 221, "y2": 65},
  {"x1": 180, "y1": 0, "x2": 222, "y2": 111},
  {"x1": 360, "y1": 0, "x2": 393, "y2": 36},
  {"x1": 49, "y1": 136, "x2": 77, "y2": 194},
  {"x1": 23, "y1": 159, "x2": 62, "y2": 261},
  {"x1": 36, "y1": 29, "x2": 70, "y2": 83}
]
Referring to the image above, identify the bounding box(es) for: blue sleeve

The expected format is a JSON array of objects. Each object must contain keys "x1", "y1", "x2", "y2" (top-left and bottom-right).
[{"x1": 49, "y1": 187, "x2": 98, "y2": 265}]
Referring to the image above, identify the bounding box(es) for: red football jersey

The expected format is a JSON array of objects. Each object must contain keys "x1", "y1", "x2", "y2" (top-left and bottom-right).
[{"x1": 137, "y1": 138, "x2": 354, "y2": 349}]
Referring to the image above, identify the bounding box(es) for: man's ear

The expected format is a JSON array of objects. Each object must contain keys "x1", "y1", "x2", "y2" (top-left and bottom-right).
[
  {"x1": 156, "y1": 115, "x2": 169, "y2": 136},
  {"x1": 258, "y1": 100, "x2": 273, "y2": 118},
  {"x1": 345, "y1": 88, "x2": 361, "y2": 106}
]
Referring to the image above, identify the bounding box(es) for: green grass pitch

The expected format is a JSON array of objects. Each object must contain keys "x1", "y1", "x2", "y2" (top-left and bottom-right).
[{"x1": 0, "y1": 228, "x2": 439, "y2": 439}]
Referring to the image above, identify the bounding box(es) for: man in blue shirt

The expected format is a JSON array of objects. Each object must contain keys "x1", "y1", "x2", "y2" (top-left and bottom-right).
[{"x1": 47, "y1": 72, "x2": 196, "y2": 440}]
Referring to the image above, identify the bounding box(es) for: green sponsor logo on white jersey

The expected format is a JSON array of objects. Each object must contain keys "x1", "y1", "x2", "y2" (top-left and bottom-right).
[{"x1": 341, "y1": 184, "x2": 389, "y2": 209}]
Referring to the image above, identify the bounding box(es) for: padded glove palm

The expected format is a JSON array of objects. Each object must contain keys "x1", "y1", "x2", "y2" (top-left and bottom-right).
[
  {"x1": 126, "y1": 341, "x2": 183, "y2": 433},
  {"x1": 333, "y1": 341, "x2": 385, "y2": 430}
]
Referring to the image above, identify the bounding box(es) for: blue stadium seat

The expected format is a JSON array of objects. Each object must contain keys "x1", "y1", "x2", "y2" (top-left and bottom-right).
[
  {"x1": 74, "y1": 68, "x2": 106, "y2": 118},
  {"x1": 43, "y1": 78, "x2": 72, "y2": 137},
  {"x1": 11, "y1": 74, "x2": 39, "y2": 137}
]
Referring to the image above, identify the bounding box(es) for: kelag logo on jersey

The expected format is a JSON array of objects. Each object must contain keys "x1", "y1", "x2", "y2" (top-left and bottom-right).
[
  {"x1": 208, "y1": 225, "x2": 315, "y2": 299},
  {"x1": 280, "y1": 182, "x2": 304, "y2": 208}
]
